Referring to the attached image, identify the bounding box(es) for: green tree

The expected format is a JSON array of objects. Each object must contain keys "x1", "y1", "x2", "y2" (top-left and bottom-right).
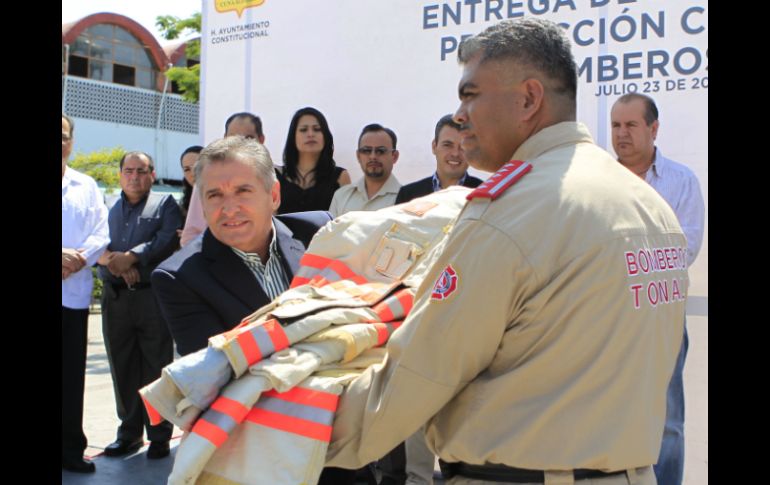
[
  {"x1": 156, "y1": 12, "x2": 202, "y2": 103},
  {"x1": 69, "y1": 146, "x2": 125, "y2": 194},
  {"x1": 68, "y1": 146, "x2": 125, "y2": 307}
]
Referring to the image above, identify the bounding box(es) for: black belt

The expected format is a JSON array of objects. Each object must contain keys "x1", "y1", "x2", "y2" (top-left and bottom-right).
[
  {"x1": 110, "y1": 282, "x2": 151, "y2": 292},
  {"x1": 439, "y1": 460, "x2": 626, "y2": 483}
]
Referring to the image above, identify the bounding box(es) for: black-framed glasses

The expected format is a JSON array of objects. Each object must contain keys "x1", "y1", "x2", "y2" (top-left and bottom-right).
[{"x1": 357, "y1": 146, "x2": 394, "y2": 156}]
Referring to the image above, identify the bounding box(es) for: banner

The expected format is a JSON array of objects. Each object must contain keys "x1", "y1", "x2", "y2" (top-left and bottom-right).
[{"x1": 201, "y1": 0, "x2": 707, "y2": 306}]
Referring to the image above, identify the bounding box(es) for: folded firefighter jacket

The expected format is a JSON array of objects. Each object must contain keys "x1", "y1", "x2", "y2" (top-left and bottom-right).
[{"x1": 139, "y1": 187, "x2": 471, "y2": 485}]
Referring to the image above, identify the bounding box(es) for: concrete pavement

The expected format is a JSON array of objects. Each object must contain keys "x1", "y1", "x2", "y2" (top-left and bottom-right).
[
  {"x1": 63, "y1": 310, "x2": 708, "y2": 484},
  {"x1": 63, "y1": 308, "x2": 181, "y2": 484}
]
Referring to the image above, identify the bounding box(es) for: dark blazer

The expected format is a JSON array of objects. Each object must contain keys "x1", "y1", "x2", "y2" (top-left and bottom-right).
[
  {"x1": 394, "y1": 174, "x2": 484, "y2": 204},
  {"x1": 151, "y1": 211, "x2": 333, "y2": 356}
]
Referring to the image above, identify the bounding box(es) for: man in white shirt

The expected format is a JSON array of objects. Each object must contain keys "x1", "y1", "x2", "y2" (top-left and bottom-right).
[
  {"x1": 61, "y1": 113, "x2": 109, "y2": 474},
  {"x1": 611, "y1": 94, "x2": 705, "y2": 485},
  {"x1": 329, "y1": 124, "x2": 401, "y2": 217}
]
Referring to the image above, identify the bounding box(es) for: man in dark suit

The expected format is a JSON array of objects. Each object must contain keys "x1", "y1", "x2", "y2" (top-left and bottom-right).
[
  {"x1": 395, "y1": 114, "x2": 484, "y2": 205},
  {"x1": 152, "y1": 135, "x2": 357, "y2": 485},
  {"x1": 152, "y1": 136, "x2": 332, "y2": 356}
]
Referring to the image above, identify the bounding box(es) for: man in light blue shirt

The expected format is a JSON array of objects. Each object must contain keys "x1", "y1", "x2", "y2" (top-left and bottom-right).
[
  {"x1": 62, "y1": 113, "x2": 109, "y2": 473},
  {"x1": 612, "y1": 94, "x2": 705, "y2": 485}
]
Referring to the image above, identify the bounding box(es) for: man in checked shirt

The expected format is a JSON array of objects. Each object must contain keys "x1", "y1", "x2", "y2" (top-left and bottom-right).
[{"x1": 611, "y1": 93, "x2": 705, "y2": 485}]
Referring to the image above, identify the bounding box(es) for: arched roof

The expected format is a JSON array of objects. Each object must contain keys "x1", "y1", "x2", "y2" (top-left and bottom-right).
[
  {"x1": 163, "y1": 40, "x2": 189, "y2": 66},
  {"x1": 62, "y1": 12, "x2": 170, "y2": 70}
]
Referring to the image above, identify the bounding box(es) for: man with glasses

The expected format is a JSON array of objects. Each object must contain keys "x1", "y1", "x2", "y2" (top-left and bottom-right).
[
  {"x1": 329, "y1": 123, "x2": 401, "y2": 217},
  {"x1": 97, "y1": 151, "x2": 183, "y2": 461}
]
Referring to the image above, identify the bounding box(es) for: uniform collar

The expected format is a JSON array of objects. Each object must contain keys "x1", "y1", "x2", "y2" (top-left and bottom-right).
[
  {"x1": 354, "y1": 173, "x2": 401, "y2": 198},
  {"x1": 512, "y1": 122, "x2": 594, "y2": 163}
]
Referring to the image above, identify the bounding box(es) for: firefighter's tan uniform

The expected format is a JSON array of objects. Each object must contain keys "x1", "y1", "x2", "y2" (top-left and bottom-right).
[{"x1": 326, "y1": 122, "x2": 687, "y2": 484}]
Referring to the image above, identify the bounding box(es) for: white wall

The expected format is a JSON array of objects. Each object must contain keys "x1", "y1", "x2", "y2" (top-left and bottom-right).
[{"x1": 201, "y1": 0, "x2": 707, "y2": 313}]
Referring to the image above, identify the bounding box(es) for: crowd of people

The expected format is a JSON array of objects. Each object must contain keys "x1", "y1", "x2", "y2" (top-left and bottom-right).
[{"x1": 62, "y1": 18, "x2": 704, "y2": 485}]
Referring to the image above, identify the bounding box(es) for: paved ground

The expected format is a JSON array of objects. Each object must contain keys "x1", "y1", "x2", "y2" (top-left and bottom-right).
[{"x1": 63, "y1": 310, "x2": 708, "y2": 484}]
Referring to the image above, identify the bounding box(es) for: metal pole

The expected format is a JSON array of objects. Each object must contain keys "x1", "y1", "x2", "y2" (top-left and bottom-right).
[
  {"x1": 62, "y1": 44, "x2": 70, "y2": 113},
  {"x1": 155, "y1": 63, "x2": 173, "y2": 182}
]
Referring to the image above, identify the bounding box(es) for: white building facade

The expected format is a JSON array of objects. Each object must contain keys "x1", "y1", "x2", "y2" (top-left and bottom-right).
[{"x1": 62, "y1": 13, "x2": 201, "y2": 183}]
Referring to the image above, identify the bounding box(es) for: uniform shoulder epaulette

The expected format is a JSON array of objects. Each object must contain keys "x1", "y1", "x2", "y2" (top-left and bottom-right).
[{"x1": 466, "y1": 160, "x2": 532, "y2": 201}]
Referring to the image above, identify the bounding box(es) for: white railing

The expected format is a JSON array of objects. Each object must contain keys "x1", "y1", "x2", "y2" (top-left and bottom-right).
[{"x1": 62, "y1": 76, "x2": 198, "y2": 134}]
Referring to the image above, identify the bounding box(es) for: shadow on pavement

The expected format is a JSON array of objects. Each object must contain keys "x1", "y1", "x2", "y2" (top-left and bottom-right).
[{"x1": 62, "y1": 442, "x2": 178, "y2": 484}]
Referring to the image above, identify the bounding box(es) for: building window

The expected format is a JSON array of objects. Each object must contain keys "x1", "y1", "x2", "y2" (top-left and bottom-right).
[
  {"x1": 113, "y1": 64, "x2": 135, "y2": 86},
  {"x1": 68, "y1": 55, "x2": 88, "y2": 77},
  {"x1": 65, "y1": 24, "x2": 159, "y2": 91}
]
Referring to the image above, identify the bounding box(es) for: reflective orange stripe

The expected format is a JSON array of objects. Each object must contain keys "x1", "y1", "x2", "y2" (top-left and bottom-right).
[
  {"x1": 308, "y1": 275, "x2": 331, "y2": 287},
  {"x1": 232, "y1": 320, "x2": 290, "y2": 366},
  {"x1": 192, "y1": 418, "x2": 228, "y2": 447},
  {"x1": 373, "y1": 289, "x2": 414, "y2": 322},
  {"x1": 326, "y1": 259, "x2": 358, "y2": 279},
  {"x1": 263, "y1": 320, "x2": 290, "y2": 352},
  {"x1": 373, "y1": 320, "x2": 403, "y2": 346},
  {"x1": 396, "y1": 290, "x2": 414, "y2": 315},
  {"x1": 221, "y1": 318, "x2": 252, "y2": 340},
  {"x1": 297, "y1": 253, "x2": 332, "y2": 269},
  {"x1": 291, "y1": 254, "x2": 335, "y2": 287},
  {"x1": 374, "y1": 323, "x2": 389, "y2": 346},
  {"x1": 211, "y1": 396, "x2": 250, "y2": 423},
  {"x1": 373, "y1": 301, "x2": 395, "y2": 322},
  {"x1": 246, "y1": 408, "x2": 332, "y2": 442},
  {"x1": 142, "y1": 396, "x2": 163, "y2": 426},
  {"x1": 293, "y1": 254, "x2": 370, "y2": 288},
  {"x1": 236, "y1": 329, "x2": 262, "y2": 363},
  {"x1": 290, "y1": 276, "x2": 310, "y2": 288},
  {"x1": 309, "y1": 274, "x2": 370, "y2": 287},
  {"x1": 263, "y1": 387, "x2": 339, "y2": 412}
]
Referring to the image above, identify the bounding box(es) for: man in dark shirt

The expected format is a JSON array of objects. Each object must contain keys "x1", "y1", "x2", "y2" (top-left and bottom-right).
[
  {"x1": 395, "y1": 114, "x2": 483, "y2": 205},
  {"x1": 97, "y1": 151, "x2": 183, "y2": 460}
]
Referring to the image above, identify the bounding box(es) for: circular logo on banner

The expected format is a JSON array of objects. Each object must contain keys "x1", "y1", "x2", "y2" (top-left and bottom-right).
[{"x1": 431, "y1": 265, "x2": 458, "y2": 301}]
